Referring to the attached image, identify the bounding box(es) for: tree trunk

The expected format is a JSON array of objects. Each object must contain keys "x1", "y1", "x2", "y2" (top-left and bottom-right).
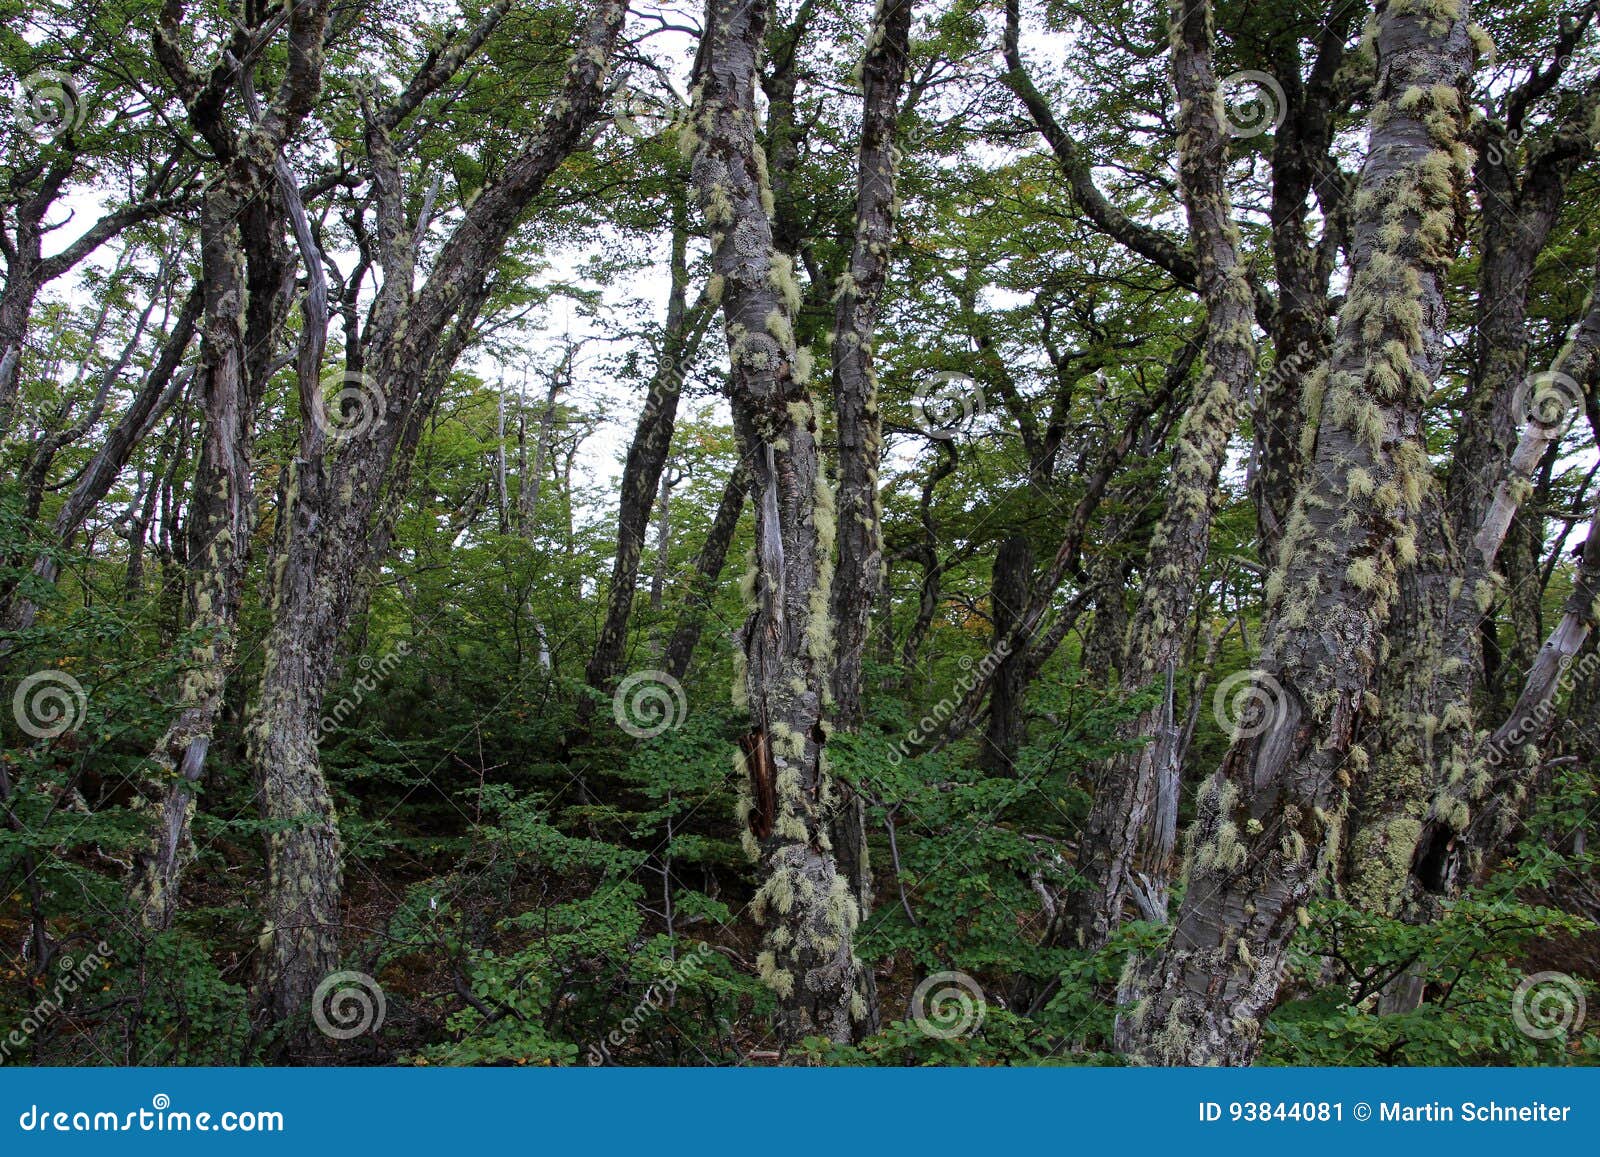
[
  {"x1": 585, "y1": 198, "x2": 712, "y2": 698},
  {"x1": 689, "y1": 0, "x2": 864, "y2": 1044},
  {"x1": 829, "y1": 0, "x2": 913, "y2": 725},
  {"x1": 1062, "y1": 0, "x2": 1258, "y2": 951},
  {"x1": 246, "y1": 0, "x2": 627, "y2": 1039},
  {"x1": 663, "y1": 462, "x2": 747, "y2": 683},
  {"x1": 981, "y1": 534, "x2": 1032, "y2": 775},
  {"x1": 1120, "y1": 0, "x2": 1474, "y2": 1065}
]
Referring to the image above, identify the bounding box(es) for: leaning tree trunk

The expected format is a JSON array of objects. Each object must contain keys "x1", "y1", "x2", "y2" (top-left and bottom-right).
[
  {"x1": 663, "y1": 463, "x2": 747, "y2": 682},
  {"x1": 1061, "y1": 0, "x2": 1257, "y2": 951},
  {"x1": 584, "y1": 196, "x2": 713, "y2": 703},
  {"x1": 1120, "y1": 0, "x2": 1475, "y2": 1066},
  {"x1": 689, "y1": 0, "x2": 864, "y2": 1045}
]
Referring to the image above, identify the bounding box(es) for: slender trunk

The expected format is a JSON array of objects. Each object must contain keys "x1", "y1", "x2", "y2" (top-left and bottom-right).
[
  {"x1": 1253, "y1": 10, "x2": 1355, "y2": 554},
  {"x1": 586, "y1": 200, "x2": 713, "y2": 696},
  {"x1": 1, "y1": 285, "x2": 198, "y2": 645},
  {"x1": 663, "y1": 462, "x2": 746, "y2": 683},
  {"x1": 829, "y1": 0, "x2": 913, "y2": 724},
  {"x1": 1121, "y1": 0, "x2": 1474, "y2": 1065},
  {"x1": 1063, "y1": 0, "x2": 1257, "y2": 951}
]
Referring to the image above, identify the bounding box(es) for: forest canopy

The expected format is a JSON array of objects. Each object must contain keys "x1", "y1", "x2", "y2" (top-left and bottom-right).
[{"x1": 0, "y1": 0, "x2": 1597, "y2": 1067}]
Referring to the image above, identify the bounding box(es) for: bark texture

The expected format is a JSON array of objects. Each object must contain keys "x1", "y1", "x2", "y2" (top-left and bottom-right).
[
  {"x1": 688, "y1": 0, "x2": 864, "y2": 1044},
  {"x1": 129, "y1": 0, "x2": 331, "y2": 932},
  {"x1": 1121, "y1": 0, "x2": 1475, "y2": 1066},
  {"x1": 829, "y1": 0, "x2": 913, "y2": 725},
  {"x1": 244, "y1": 0, "x2": 627, "y2": 1037},
  {"x1": 1063, "y1": 0, "x2": 1258, "y2": 951}
]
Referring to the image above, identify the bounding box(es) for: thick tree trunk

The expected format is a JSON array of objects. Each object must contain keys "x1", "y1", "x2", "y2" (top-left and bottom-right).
[
  {"x1": 1120, "y1": 0, "x2": 1474, "y2": 1066},
  {"x1": 690, "y1": 0, "x2": 864, "y2": 1044},
  {"x1": 1062, "y1": 0, "x2": 1257, "y2": 951},
  {"x1": 246, "y1": 0, "x2": 627, "y2": 1038},
  {"x1": 127, "y1": 0, "x2": 330, "y2": 935},
  {"x1": 1347, "y1": 234, "x2": 1600, "y2": 918}
]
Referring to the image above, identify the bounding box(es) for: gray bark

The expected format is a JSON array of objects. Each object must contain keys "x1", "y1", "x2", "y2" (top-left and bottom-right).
[
  {"x1": 1121, "y1": 0, "x2": 1475, "y2": 1066},
  {"x1": 1064, "y1": 0, "x2": 1258, "y2": 951},
  {"x1": 689, "y1": 0, "x2": 864, "y2": 1044}
]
